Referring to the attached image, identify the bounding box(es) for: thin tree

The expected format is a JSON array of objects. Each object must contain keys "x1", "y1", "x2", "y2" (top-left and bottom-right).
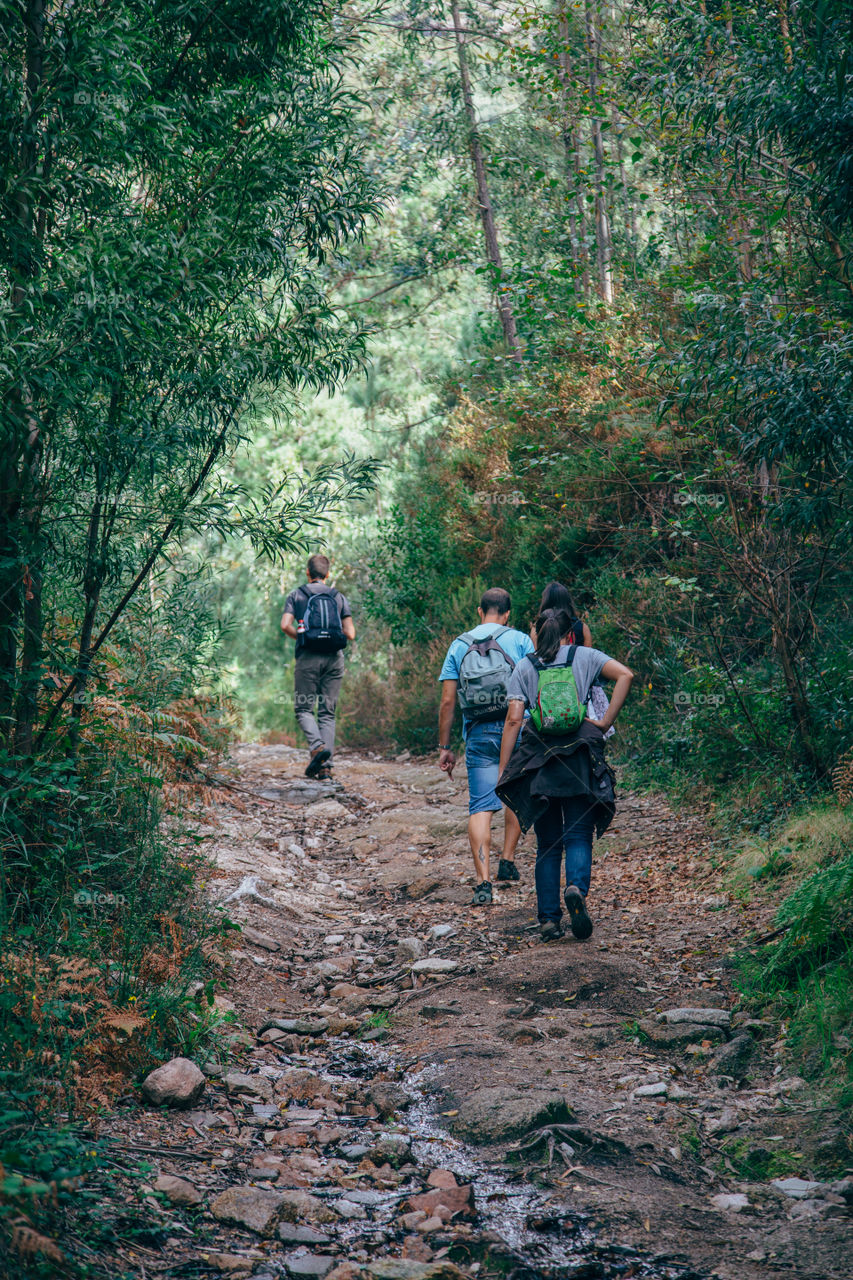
[{"x1": 584, "y1": 0, "x2": 614, "y2": 304}]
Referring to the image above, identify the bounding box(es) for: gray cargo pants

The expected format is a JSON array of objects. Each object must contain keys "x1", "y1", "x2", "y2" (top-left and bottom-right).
[{"x1": 293, "y1": 650, "x2": 345, "y2": 757}]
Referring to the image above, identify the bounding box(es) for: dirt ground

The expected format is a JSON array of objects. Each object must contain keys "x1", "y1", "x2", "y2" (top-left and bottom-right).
[{"x1": 97, "y1": 743, "x2": 853, "y2": 1280}]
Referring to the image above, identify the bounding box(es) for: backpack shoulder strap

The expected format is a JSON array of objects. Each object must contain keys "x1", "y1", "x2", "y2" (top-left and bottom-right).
[{"x1": 562, "y1": 643, "x2": 578, "y2": 667}]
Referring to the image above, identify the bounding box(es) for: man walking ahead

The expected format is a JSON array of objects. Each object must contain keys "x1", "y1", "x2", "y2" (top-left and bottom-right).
[
  {"x1": 281, "y1": 554, "x2": 355, "y2": 778},
  {"x1": 438, "y1": 587, "x2": 534, "y2": 905}
]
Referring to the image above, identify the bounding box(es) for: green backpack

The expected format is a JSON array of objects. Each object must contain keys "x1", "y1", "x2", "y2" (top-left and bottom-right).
[{"x1": 529, "y1": 645, "x2": 586, "y2": 734}]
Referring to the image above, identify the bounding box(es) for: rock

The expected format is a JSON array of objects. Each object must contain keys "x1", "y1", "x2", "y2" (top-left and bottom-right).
[
  {"x1": 277, "y1": 1225, "x2": 333, "y2": 1246},
  {"x1": 637, "y1": 1018, "x2": 726, "y2": 1048},
  {"x1": 141, "y1": 1057, "x2": 206, "y2": 1109},
  {"x1": 451, "y1": 1087, "x2": 575, "y2": 1143},
  {"x1": 326, "y1": 1267, "x2": 361, "y2": 1280},
  {"x1": 367, "y1": 1082, "x2": 412, "y2": 1118},
  {"x1": 279, "y1": 1190, "x2": 339, "y2": 1224},
  {"x1": 418, "y1": 1216, "x2": 444, "y2": 1234},
  {"x1": 284, "y1": 1255, "x2": 337, "y2": 1278},
  {"x1": 632, "y1": 1082, "x2": 667, "y2": 1099},
  {"x1": 367, "y1": 1260, "x2": 467, "y2": 1280},
  {"x1": 767, "y1": 1075, "x2": 806, "y2": 1096},
  {"x1": 789, "y1": 1198, "x2": 832, "y2": 1221},
  {"x1": 400, "y1": 1210, "x2": 428, "y2": 1231},
  {"x1": 340, "y1": 1143, "x2": 372, "y2": 1161},
  {"x1": 333, "y1": 1198, "x2": 367, "y2": 1219},
  {"x1": 418, "y1": 1006, "x2": 461, "y2": 1021},
  {"x1": 710, "y1": 1033, "x2": 755, "y2": 1078},
  {"x1": 830, "y1": 1177, "x2": 853, "y2": 1206},
  {"x1": 711, "y1": 1193, "x2": 750, "y2": 1213},
  {"x1": 209, "y1": 1186, "x2": 286, "y2": 1236},
  {"x1": 203, "y1": 1253, "x2": 256, "y2": 1275},
  {"x1": 705, "y1": 1107, "x2": 740, "y2": 1137},
  {"x1": 261, "y1": 1017, "x2": 329, "y2": 1038},
  {"x1": 771, "y1": 1177, "x2": 824, "y2": 1199},
  {"x1": 395, "y1": 936, "x2": 425, "y2": 964},
  {"x1": 242, "y1": 926, "x2": 280, "y2": 951},
  {"x1": 403, "y1": 877, "x2": 443, "y2": 901},
  {"x1": 667, "y1": 1083, "x2": 691, "y2": 1100},
  {"x1": 314, "y1": 961, "x2": 345, "y2": 979},
  {"x1": 153, "y1": 1173, "x2": 203, "y2": 1206},
  {"x1": 429, "y1": 924, "x2": 455, "y2": 941},
  {"x1": 426, "y1": 1169, "x2": 458, "y2": 1190},
  {"x1": 407, "y1": 1184, "x2": 475, "y2": 1220},
  {"x1": 411, "y1": 959, "x2": 458, "y2": 975},
  {"x1": 307, "y1": 800, "x2": 349, "y2": 821},
  {"x1": 370, "y1": 1134, "x2": 412, "y2": 1166},
  {"x1": 223, "y1": 1071, "x2": 274, "y2": 1103},
  {"x1": 659, "y1": 1008, "x2": 731, "y2": 1028}
]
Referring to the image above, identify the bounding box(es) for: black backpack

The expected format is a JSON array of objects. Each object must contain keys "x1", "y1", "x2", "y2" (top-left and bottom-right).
[{"x1": 296, "y1": 586, "x2": 347, "y2": 654}]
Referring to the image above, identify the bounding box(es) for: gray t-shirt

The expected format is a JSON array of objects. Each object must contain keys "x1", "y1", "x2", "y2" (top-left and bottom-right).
[{"x1": 507, "y1": 645, "x2": 611, "y2": 710}]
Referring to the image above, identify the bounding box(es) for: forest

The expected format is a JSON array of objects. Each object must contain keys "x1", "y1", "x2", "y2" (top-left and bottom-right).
[{"x1": 1, "y1": 0, "x2": 851, "y2": 1275}]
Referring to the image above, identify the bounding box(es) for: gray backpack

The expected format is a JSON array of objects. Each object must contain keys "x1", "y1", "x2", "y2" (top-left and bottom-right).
[{"x1": 456, "y1": 626, "x2": 516, "y2": 722}]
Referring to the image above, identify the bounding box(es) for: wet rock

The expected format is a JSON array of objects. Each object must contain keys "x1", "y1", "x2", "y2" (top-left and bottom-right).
[
  {"x1": 772, "y1": 1177, "x2": 824, "y2": 1199},
  {"x1": 710, "y1": 1033, "x2": 755, "y2": 1078},
  {"x1": 224, "y1": 1071, "x2": 274, "y2": 1104},
  {"x1": 411, "y1": 959, "x2": 458, "y2": 976},
  {"x1": 406, "y1": 1183, "x2": 475, "y2": 1220},
  {"x1": 368, "y1": 1082, "x2": 411, "y2": 1118},
  {"x1": 284, "y1": 1255, "x2": 337, "y2": 1278},
  {"x1": 659, "y1": 1007, "x2": 731, "y2": 1028},
  {"x1": 705, "y1": 1107, "x2": 740, "y2": 1137},
  {"x1": 711, "y1": 1192, "x2": 749, "y2": 1212},
  {"x1": 278, "y1": 1225, "x2": 333, "y2": 1245},
  {"x1": 209, "y1": 1186, "x2": 286, "y2": 1236},
  {"x1": 141, "y1": 1057, "x2": 206, "y2": 1109},
  {"x1": 451, "y1": 1087, "x2": 575, "y2": 1143},
  {"x1": 396, "y1": 936, "x2": 425, "y2": 964},
  {"x1": 153, "y1": 1173, "x2": 203, "y2": 1206}
]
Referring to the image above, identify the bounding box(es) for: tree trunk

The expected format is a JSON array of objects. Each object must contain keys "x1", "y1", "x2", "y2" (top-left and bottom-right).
[
  {"x1": 584, "y1": 0, "x2": 613, "y2": 305},
  {"x1": 556, "y1": 9, "x2": 590, "y2": 300},
  {"x1": 450, "y1": 2, "x2": 523, "y2": 362}
]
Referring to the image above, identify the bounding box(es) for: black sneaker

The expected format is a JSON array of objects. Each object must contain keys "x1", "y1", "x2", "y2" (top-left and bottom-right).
[
  {"x1": 304, "y1": 748, "x2": 331, "y2": 778},
  {"x1": 564, "y1": 885, "x2": 594, "y2": 940},
  {"x1": 539, "y1": 919, "x2": 563, "y2": 942},
  {"x1": 471, "y1": 881, "x2": 493, "y2": 906},
  {"x1": 496, "y1": 859, "x2": 520, "y2": 882}
]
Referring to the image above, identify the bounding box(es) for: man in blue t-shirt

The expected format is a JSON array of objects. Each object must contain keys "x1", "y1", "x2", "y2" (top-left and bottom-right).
[{"x1": 438, "y1": 587, "x2": 534, "y2": 906}]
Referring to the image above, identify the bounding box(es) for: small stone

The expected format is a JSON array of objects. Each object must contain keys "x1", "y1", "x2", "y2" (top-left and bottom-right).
[
  {"x1": 333, "y1": 1198, "x2": 367, "y2": 1219},
  {"x1": 406, "y1": 1184, "x2": 475, "y2": 1220},
  {"x1": 637, "y1": 1018, "x2": 726, "y2": 1048},
  {"x1": 789, "y1": 1198, "x2": 829, "y2": 1221},
  {"x1": 396, "y1": 936, "x2": 425, "y2": 964},
  {"x1": 210, "y1": 1186, "x2": 286, "y2": 1236},
  {"x1": 426, "y1": 1169, "x2": 458, "y2": 1190},
  {"x1": 451, "y1": 1087, "x2": 574, "y2": 1143},
  {"x1": 278, "y1": 1190, "x2": 338, "y2": 1224},
  {"x1": 284, "y1": 1255, "x2": 337, "y2": 1278},
  {"x1": 399, "y1": 1210, "x2": 427, "y2": 1230},
  {"x1": 429, "y1": 924, "x2": 455, "y2": 941},
  {"x1": 223, "y1": 1071, "x2": 274, "y2": 1103},
  {"x1": 417, "y1": 1006, "x2": 461, "y2": 1021},
  {"x1": 667, "y1": 1084, "x2": 690, "y2": 1100},
  {"x1": 767, "y1": 1076, "x2": 806, "y2": 1096},
  {"x1": 153, "y1": 1173, "x2": 203, "y2": 1206},
  {"x1": 411, "y1": 958, "x2": 458, "y2": 975},
  {"x1": 417, "y1": 1216, "x2": 444, "y2": 1234},
  {"x1": 326, "y1": 1266, "x2": 361, "y2": 1280},
  {"x1": 307, "y1": 800, "x2": 349, "y2": 820},
  {"x1": 340, "y1": 1143, "x2": 371, "y2": 1161},
  {"x1": 711, "y1": 1193, "x2": 749, "y2": 1213},
  {"x1": 367, "y1": 1259, "x2": 467, "y2": 1280},
  {"x1": 324, "y1": 934, "x2": 346, "y2": 946},
  {"x1": 341, "y1": 1189, "x2": 386, "y2": 1205},
  {"x1": 203, "y1": 1253, "x2": 256, "y2": 1275},
  {"x1": 278, "y1": 1224, "x2": 333, "y2": 1245},
  {"x1": 710, "y1": 1033, "x2": 754, "y2": 1078},
  {"x1": 705, "y1": 1107, "x2": 740, "y2": 1137},
  {"x1": 370, "y1": 1134, "x2": 412, "y2": 1166},
  {"x1": 260, "y1": 1028, "x2": 288, "y2": 1043},
  {"x1": 632, "y1": 1082, "x2": 667, "y2": 1099},
  {"x1": 367, "y1": 1082, "x2": 411, "y2": 1118},
  {"x1": 659, "y1": 1008, "x2": 731, "y2": 1028},
  {"x1": 771, "y1": 1177, "x2": 823, "y2": 1199},
  {"x1": 242, "y1": 926, "x2": 280, "y2": 952},
  {"x1": 141, "y1": 1057, "x2": 206, "y2": 1109}
]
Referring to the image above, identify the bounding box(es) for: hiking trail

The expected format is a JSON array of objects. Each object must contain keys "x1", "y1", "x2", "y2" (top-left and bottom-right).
[{"x1": 100, "y1": 745, "x2": 853, "y2": 1280}]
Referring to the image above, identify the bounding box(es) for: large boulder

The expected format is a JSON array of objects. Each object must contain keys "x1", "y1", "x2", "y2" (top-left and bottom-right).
[
  {"x1": 140, "y1": 1057, "x2": 206, "y2": 1109},
  {"x1": 450, "y1": 1087, "x2": 575, "y2": 1143}
]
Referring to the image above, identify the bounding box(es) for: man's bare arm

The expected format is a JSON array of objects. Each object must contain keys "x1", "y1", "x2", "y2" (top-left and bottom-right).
[
  {"x1": 343, "y1": 616, "x2": 356, "y2": 640},
  {"x1": 281, "y1": 610, "x2": 298, "y2": 639},
  {"x1": 438, "y1": 680, "x2": 458, "y2": 778}
]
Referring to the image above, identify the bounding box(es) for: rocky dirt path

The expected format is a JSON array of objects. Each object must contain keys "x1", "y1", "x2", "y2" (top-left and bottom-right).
[{"x1": 100, "y1": 745, "x2": 852, "y2": 1280}]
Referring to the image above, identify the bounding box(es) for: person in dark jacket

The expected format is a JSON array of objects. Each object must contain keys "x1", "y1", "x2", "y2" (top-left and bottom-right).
[
  {"x1": 534, "y1": 581, "x2": 592, "y2": 648},
  {"x1": 496, "y1": 608, "x2": 633, "y2": 943}
]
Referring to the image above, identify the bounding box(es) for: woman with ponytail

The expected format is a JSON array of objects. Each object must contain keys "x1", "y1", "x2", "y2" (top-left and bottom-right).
[{"x1": 496, "y1": 608, "x2": 633, "y2": 942}]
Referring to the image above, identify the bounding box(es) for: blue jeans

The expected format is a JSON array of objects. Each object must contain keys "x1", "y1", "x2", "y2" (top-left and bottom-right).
[
  {"x1": 464, "y1": 719, "x2": 505, "y2": 814},
  {"x1": 533, "y1": 797, "x2": 595, "y2": 923}
]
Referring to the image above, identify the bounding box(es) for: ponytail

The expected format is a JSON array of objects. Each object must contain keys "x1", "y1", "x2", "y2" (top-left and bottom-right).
[{"x1": 534, "y1": 608, "x2": 572, "y2": 664}]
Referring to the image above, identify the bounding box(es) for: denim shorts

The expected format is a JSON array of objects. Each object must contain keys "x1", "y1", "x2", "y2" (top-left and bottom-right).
[{"x1": 464, "y1": 719, "x2": 505, "y2": 815}]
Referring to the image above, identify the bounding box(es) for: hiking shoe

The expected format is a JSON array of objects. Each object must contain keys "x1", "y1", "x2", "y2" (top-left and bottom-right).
[
  {"x1": 471, "y1": 880, "x2": 493, "y2": 906},
  {"x1": 496, "y1": 858, "x2": 520, "y2": 882},
  {"x1": 316, "y1": 766, "x2": 333, "y2": 781},
  {"x1": 564, "y1": 885, "x2": 593, "y2": 940},
  {"x1": 539, "y1": 919, "x2": 563, "y2": 942},
  {"x1": 304, "y1": 748, "x2": 331, "y2": 778}
]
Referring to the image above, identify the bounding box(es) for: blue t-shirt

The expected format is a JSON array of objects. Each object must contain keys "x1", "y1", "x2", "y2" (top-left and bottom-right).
[{"x1": 439, "y1": 624, "x2": 535, "y2": 738}]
